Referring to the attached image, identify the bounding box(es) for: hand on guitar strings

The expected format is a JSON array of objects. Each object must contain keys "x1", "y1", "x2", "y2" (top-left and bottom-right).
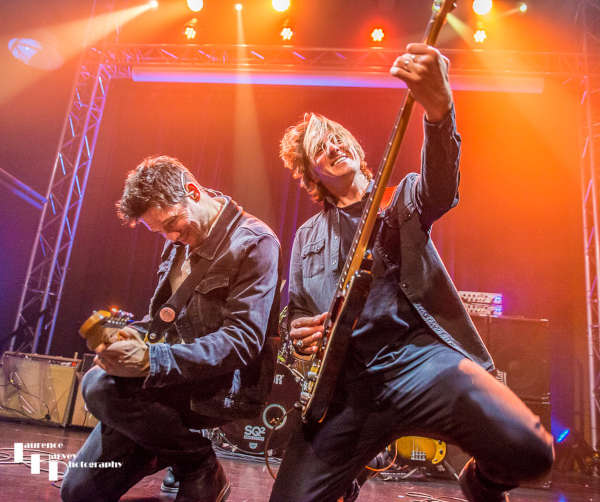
[
  {"x1": 389, "y1": 43, "x2": 453, "y2": 123},
  {"x1": 94, "y1": 328, "x2": 150, "y2": 378},
  {"x1": 289, "y1": 312, "x2": 327, "y2": 356}
]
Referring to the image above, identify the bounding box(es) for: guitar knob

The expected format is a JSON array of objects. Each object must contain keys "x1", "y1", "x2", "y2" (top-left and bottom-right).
[
  {"x1": 147, "y1": 332, "x2": 159, "y2": 342},
  {"x1": 307, "y1": 371, "x2": 318, "y2": 381}
]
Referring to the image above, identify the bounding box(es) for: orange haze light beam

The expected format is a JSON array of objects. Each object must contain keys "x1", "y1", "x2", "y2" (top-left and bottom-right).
[{"x1": 3, "y1": 2, "x2": 179, "y2": 104}]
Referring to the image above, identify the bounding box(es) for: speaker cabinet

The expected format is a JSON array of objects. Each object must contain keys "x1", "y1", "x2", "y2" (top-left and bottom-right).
[
  {"x1": 447, "y1": 315, "x2": 553, "y2": 489},
  {"x1": 472, "y1": 315, "x2": 550, "y2": 401},
  {"x1": 0, "y1": 352, "x2": 80, "y2": 427},
  {"x1": 69, "y1": 353, "x2": 99, "y2": 428}
]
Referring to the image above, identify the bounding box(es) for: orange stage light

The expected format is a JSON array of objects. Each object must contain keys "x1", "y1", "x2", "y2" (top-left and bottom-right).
[
  {"x1": 370, "y1": 28, "x2": 385, "y2": 43},
  {"x1": 148, "y1": 0, "x2": 159, "y2": 9},
  {"x1": 184, "y1": 18, "x2": 198, "y2": 40},
  {"x1": 187, "y1": 0, "x2": 203, "y2": 12},
  {"x1": 280, "y1": 26, "x2": 293, "y2": 41},
  {"x1": 472, "y1": 0, "x2": 492, "y2": 16},
  {"x1": 519, "y1": 3, "x2": 528, "y2": 13},
  {"x1": 272, "y1": 0, "x2": 291, "y2": 13},
  {"x1": 473, "y1": 29, "x2": 487, "y2": 43},
  {"x1": 234, "y1": 3, "x2": 243, "y2": 11}
]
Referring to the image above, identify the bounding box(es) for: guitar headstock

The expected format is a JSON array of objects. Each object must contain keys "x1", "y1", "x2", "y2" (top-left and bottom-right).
[
  {"x1": 79, "y1": 308, "x2": 134, "y2": 350},
  {"x1": 433, "y1": 0, "x2": 457, "y2": 14},
  {"x1": 425, "y1": 0, "x2": 457, "y2": 45}
]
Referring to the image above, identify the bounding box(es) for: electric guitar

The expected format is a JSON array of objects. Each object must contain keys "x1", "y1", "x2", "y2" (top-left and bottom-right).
[
  {"x1": 297, "y1": 0, "x2": 457, "y2": 424},
  {"x1": 79, "y1": 308, "x2": 164, "y2": 350},
  {"x1": 393, "y1": 436, "x2": 447, "y2": 465}
]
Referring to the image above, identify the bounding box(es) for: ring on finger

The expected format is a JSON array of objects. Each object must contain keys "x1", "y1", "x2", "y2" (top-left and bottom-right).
[{"x1": 296, "y1": 339, "x2": 304, "y2": 349}]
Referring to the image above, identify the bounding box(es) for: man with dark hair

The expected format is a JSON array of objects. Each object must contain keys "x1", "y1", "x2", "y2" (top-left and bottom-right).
[
  {"x1": 270, "y1": 44, "x2": 554, "y2": 502},
  {"x1": 61, "y1": 155, "x2": 281, "y2": 502}
]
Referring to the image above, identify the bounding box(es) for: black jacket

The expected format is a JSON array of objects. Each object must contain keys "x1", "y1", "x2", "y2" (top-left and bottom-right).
[
  {"x1": 288, "y1": 108, "x2": 494, "y2": 371},
  {"x1": 141, "y1": 197, "x2": 282, "y2": 419}
]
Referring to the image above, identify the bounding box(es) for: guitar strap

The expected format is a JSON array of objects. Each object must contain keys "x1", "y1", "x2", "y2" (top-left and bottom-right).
[
  {"x1": 146, "y1": 249, "x2": 212, "y2": 342},
  {"x1": 146, "y1": 198, "x2": 243, "y2": 342}
]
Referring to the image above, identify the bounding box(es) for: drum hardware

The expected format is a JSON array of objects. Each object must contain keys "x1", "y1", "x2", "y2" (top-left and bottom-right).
[{"x1": 217, "y1": 362, "x2": 300, "y2": 460}]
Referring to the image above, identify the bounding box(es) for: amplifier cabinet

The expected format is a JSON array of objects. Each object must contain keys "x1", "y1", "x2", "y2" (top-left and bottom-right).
[
  {"x1": 0, "y1": 352, "x2": 80, "y2": 427},
  {"x1": 472, "y1": 315, "x2": 550, "y2": 401},
  {"x1": 69, "y1": 353, "x2": 99, "y2": 428}
]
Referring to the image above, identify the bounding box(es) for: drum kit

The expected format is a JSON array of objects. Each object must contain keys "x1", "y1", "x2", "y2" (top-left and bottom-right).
[
  {"x1": 215, "y1": 358, "x2": 302, "y2": 458},
  {"x1": 209, "y1": 320, "x2": 454, "y2": 483},
  {"x1": 210, "y1": 307, "x2": 310, "y2": 459}
]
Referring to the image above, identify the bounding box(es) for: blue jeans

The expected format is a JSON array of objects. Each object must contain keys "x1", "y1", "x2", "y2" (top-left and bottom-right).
[
  {"x1": 270, "y1": 335, "x2": 554, "y2": 502},
  {"x1": 61, "y1": 367, "x2": 223, "y2": 502}
]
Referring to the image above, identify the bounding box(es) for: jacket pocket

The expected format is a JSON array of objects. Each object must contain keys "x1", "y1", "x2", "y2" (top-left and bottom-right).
[
  {"x1": 301, "y1": 239, "x2": 326, "y2": 278},
  {"x1": 186, "y1": 275, "x2": 230, "y2": 336}
]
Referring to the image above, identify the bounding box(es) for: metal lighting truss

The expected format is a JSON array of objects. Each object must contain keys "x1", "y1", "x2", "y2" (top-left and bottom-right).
[
  {"x1": 11, "y1": 41, "x2": 600, "y2": 356},
  {"x1": 99, "y1": 43, "x2": 600, "y2": 79},
  {"x1": 580, "y1": 0, "x2": 600, "y2": 450},
  {"x1": 10, "y1": 56, "x2": 112, "y2": 354}
]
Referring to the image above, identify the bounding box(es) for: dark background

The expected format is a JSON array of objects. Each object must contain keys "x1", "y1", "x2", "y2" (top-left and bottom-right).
[{"x1": 0, "y1": 0, "x2": 587, "y2": 438}]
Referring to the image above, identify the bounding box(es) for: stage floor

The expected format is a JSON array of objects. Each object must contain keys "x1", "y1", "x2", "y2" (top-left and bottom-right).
[{"x1": 0, "y1": 420, "x2": 598, "y2": 502}]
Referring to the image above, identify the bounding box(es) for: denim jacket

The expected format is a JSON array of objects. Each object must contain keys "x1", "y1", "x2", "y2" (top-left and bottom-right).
[
  {"x1": 288, "y1": 108, "x2": 494, "y2": 371},
  {"x1": 139, "y1": 197, "x2": 281, "y2": 419}
]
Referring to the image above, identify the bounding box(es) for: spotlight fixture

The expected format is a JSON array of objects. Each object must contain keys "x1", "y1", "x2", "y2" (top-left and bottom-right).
[
  {"x1": 187, "y1": 0, "x2": 203, "y2": 12},
  {"x1": 370, "y1": 28, "x2": 385, "y2": 43},
  {"x1": 272, "y1": 0, "x2": 290, "y2": 12},
  {"x1": 472, "y1": 0, "x2": 492, "y2": 15},
  {"x1": 473, "y1": 28, "x2": 487, "y2": 43},
  {"x1": 280, "y1": 26, "x2": 294, "y2": 41},
  {"x1": 148, "y1": 0, "x2": 159, "y2": 9},
  {"x1": 234, "y1": 3, "x2": 243, "y2": 11},
  {"x1": 184, "y1": 18, "x2": 198, "y2": 40},
  {"x1": 519, "y1": 2, "x2": 527, "y2": 13}
]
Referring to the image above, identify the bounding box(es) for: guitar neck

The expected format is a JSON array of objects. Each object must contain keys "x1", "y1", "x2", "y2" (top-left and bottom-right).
[
  {"x1": 300, "y1": 0, "x2": 457, "y2": 425},
  {"x1": 333, "y1": 0, "x2": 454, "y2": 298}
]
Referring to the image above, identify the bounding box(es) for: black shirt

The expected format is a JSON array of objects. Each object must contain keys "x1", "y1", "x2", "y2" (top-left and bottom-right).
[{"x1": 336, "y1": 199, "x2": 431, "y2": 375}]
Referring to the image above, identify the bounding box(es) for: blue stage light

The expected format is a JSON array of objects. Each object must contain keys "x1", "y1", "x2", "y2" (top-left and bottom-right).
[
  {"x1": 556, "y1": 429, "x2": 570, "y2": 443},
  {"x1": 8, "y1": 38, "x2": 42, "y2": 65}
]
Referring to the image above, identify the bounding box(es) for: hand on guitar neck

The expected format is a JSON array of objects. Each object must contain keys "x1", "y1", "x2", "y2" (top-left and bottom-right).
[
  {"x1": 92, "y1": 325, "x2": 140, "y2": 349},
  {"x1": 390, "y1": 43, "x2": 453, "y2": 123},
  {"x1": 79, "y1": 310, "x2": 150, "y2": 378},
  {"x1": 93, "y1": 327, "x2": 150, "y2": 378}
]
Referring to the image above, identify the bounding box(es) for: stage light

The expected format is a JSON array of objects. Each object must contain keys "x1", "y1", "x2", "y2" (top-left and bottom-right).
[
  {"x1": 272, "y1": 0, "x2": 290, "y2": 12},
  {"x1": 370, "y1": 28, "x2": 384, "y2": 43},
  {"x1": 234, "y1": 3, "x2": 243, "y2": 11},
  {"x1": 473, "y1": 29, "x2": 487, "y2": 43},
  {"x1": 557, "y1": 429, "x2": 570, "y2": 443},
  {"x1": 9, "y1": 38, "x2": 42, "y2": 65},
  {"x1": 148, "y1": 0, "x2": 159, "y2": 9},
  {"x1": 280, "y1": 26, "x2": 293, "y2": 41},
  {"x1": 519, "y1": 2, "x2": 527, "y2": 13},
  {"x1": 187, "y1": 0, "x2": 203, "y2": 12},
  {"x1": 183, "y1": 18, "x2": 198, "y2": 40},
  {"x1": 8, "y1": 37, "x2": 63, "y2": 70},
  {"x1": 472, "y1": 0, "x2": 492, "y2": 15}
]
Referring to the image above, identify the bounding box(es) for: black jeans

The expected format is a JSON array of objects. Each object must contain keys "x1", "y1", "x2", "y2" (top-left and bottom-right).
[
  {"x1": 270, "y1": 336, "x2": 554, "y2": 502},
  {"x1": 61, "y1": 367, "x2": 223, "y2": 502}
]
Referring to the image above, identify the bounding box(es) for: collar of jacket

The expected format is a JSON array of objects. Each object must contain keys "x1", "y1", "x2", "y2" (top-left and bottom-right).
[{"x1": 187, "y1": 195, "x2": 243, "y2": 261}]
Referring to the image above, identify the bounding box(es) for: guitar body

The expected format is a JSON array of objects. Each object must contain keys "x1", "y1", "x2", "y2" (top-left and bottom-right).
[
  {"x1": 300, "y1": 270, "x2": 372, "y2": 423},
  {"x1": 296, "y1": 0, "x2": 457, "y2": 424},
  {"x1": 393, "y1": 436, "x2": 447, "y2": 465}
]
